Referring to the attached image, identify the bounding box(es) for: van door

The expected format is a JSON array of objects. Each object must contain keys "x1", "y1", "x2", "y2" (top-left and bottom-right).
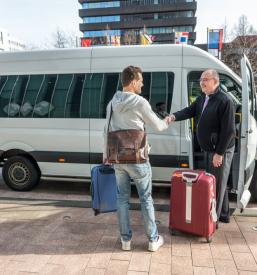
[{"x1": 236, "y1": 55, "x2": 257, "y2": 209}]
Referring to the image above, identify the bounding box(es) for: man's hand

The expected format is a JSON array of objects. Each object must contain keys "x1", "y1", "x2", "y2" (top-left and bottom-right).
[
  {"x1": 164, "y1": 115, "x2": 175, "y2": 124},
  {"x1": 103, "y1": 157, "x2": 111, "y2": 165},
  {"x1": 213, "y1": 153, "x2": 223, "y2": 167},
  {"x1": 169, "y1": 114, "x2": 176, "y2": 122}
]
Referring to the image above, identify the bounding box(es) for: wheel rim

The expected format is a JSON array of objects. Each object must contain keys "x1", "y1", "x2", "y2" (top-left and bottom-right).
[{"x1": 8, "y1": 162, "x2": 30, "y2": 186}]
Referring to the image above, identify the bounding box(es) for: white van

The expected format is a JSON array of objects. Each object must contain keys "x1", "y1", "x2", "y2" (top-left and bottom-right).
[{"x1": 0, "y1": 44, "x2": 256, "y2": 210}]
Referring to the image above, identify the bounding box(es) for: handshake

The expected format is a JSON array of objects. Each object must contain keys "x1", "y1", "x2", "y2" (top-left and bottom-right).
[{"x1": 164, "y1": 114, "x2": 176, "y2": 125}]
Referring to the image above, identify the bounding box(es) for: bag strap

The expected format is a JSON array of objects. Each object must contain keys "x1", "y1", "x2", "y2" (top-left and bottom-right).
[
  {"x1": 107, "y1": 101, "x2": 146, "y2": 133},
  {"x1": 107, "y1": 103, "x2": 113, "y2": 133}
]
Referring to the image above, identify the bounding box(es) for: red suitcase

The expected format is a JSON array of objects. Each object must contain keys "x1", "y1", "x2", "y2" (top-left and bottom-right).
[{"x1": 169, "y1": 170, "x2": 217, "y2": 242}]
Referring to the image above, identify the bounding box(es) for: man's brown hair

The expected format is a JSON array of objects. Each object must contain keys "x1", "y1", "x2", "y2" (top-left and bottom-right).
[{"x1": 121, "y1": 66, "x2": 142, "y2": 87}]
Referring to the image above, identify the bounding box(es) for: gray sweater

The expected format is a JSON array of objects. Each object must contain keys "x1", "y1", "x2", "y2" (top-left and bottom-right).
[{"x1": 103, "y1": 91, "x2": 169, "y2": 159}]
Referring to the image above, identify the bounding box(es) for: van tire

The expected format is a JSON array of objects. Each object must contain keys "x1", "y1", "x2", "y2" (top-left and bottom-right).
[
  {"x1": 2, "y1": 156, "x2": 40, "y2": 191},
  {"x1": 250, "y1": 167, "x2": 257, "y2": 202}
]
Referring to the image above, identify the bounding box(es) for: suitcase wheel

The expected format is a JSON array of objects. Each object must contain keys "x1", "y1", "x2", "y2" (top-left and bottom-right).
[
  {"x1": 206, "y1": 236, "x2": 212, "y2": 243},
  {"x1": 169, "y1": 228, "x2": 179, "y2": 236}
]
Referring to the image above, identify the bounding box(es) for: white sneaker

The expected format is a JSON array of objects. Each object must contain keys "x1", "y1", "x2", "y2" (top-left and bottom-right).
[
  {"x1": 121, "y1": 239, "x2": 131, "y2": 251},
  {"x1": 148, "y1": 235, "x2": 164, "y2": 252}
]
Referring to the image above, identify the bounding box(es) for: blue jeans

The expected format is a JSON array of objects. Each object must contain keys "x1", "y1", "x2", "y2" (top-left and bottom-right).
[{"x1": 114, "y1": 161, "x2": 158, "y2": 242}]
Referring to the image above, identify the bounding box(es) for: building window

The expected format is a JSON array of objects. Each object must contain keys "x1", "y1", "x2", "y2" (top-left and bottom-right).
[
  {"x1": 83, "y1": 15, "x2": 120, "y2": 24},
  {"x1": 84, "y1": 30, "x2": 121, "y2": 38},
  {"x1": 82, "y1": 1, "x2": 120, "y2": 9}
]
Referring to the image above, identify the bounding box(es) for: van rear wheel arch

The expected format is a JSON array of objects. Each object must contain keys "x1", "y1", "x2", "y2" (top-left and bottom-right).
[{"x1": 2, "y1": 154, "x2": 41, "y2": 191}]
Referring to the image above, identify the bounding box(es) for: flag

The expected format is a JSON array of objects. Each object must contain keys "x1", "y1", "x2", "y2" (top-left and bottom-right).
[
  {"x1": 140, "y1": 33, "x2": 153, "y2": 45},
  {"x1": 175, "y1": 32, "x2": 189, "y2": 44},
  {"x1": 111, "y1": 35, "x2": 120, "y2": 46},
  {"x1": 81, "y1": 38, "x2": 91, "y2": 47},
  {"x1": 208, "y1": 29, "x2": 223, "y2": 50}
]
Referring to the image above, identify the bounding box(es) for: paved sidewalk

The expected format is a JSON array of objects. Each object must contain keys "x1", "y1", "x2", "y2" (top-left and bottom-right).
[{"x1": 0, "y1": 201, "x2": 257, "y2": 275}]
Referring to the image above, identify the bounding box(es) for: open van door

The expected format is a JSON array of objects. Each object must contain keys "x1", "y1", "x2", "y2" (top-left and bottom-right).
[{"x1": 236, "y1": 55, "x2": 257, "y2": 209}]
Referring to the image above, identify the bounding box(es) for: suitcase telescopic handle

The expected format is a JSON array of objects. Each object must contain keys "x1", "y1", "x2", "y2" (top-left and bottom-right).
[{"x1": 182, "y1": 172, "x2": 199, "y2": 183}]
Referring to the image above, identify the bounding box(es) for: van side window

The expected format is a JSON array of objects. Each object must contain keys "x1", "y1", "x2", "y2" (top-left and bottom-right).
[
  {"x1": 0, "y1": 75, "x2": 19, "y2": 117},
  {"x1": 81, "y1": 73, "x2": 119, "y2": 118},
  {"x1": 188, "y1": 72, "x2": 202, "y2": 103},
  {"x1": 188, "y1": 71, "x2": 242, "y2": 105},
  {"x1": 49, "y1": 74, "x2": 74, "y2": 118},
  {"x1": 66, "y1": 74, "x2": 85, "y2": 118},
  {"x1": 20, "y1": 75, "x2": 44, "y2": 117},
  {"x1": 141, "y1": 72, "x2": 174, "y2": 117},
  {"x1": 33, "y1": 75, "x2": 57, "y2": 117}
]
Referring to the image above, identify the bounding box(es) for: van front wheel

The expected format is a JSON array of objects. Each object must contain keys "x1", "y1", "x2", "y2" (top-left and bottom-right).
[{"x1": 2, "y1": 156, "x2": 40, "y2": 191}]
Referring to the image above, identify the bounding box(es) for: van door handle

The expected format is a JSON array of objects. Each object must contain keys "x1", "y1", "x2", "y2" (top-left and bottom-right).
[{"x1": 247, "y1": 129, "x2": 253, "y2": 134}]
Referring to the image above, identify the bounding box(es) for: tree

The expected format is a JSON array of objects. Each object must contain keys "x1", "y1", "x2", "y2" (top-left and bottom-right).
[
  {"x1": 232, "y1": 15, "x2": 257, "y2": 39},
  {"x1": 221, "y1": 15, "x2": 257, "y2": 86},
  {"x1": 52, "y1": 27, "x2": 77, "y2": 48},
  {"x1": 221, "y1": 18, "x2": 230, "y2": 43}
]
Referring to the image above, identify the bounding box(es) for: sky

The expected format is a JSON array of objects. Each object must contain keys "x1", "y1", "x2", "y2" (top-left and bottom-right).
[{"x1": 0, "y1": 0, "x2": 256, "y2": 47}]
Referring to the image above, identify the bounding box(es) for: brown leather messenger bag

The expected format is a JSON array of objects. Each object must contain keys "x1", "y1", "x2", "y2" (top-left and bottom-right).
[{"x1": 106, "y1": 104, "x2": 148, "y2": 164}]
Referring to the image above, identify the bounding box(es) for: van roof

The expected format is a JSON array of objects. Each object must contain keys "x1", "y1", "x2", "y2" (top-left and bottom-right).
[{"x1": 0, "y1": 44, "x2": 241, "y2": 83}]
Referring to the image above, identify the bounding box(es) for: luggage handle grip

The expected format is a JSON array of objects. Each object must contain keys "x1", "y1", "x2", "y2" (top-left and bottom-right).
[{"x1": 182, "y1": 172, "x2": 199, "y2": 183}]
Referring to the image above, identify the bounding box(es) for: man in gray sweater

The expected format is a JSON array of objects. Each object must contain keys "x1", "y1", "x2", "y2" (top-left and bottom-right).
[{"x1": 103, "y1": 66, "x2": 171, "y2": 252}]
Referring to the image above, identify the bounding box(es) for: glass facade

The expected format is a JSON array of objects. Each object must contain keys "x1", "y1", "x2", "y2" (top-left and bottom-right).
[
  {"x1": 84, "y1": 30, "x2": 121, "y2": 38},
  {"x1": 83, "y1": 15, "x2": 120, "y2": 24},
  {"x1": 79, "y1": 0, "x2": 196, "y2": 45},
  {"x1": 83, "y1": 1, "x2": 120, "y2": 9}
]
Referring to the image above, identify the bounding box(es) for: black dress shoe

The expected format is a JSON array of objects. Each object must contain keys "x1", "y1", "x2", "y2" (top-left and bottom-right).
[{"x1": 219, "y1": 216, "x2": 230, "y2": 223}]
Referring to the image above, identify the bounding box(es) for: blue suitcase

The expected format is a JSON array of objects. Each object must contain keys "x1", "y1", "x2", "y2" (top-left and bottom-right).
[{"x1": 91, "y1": 164, "x2": 117, "y2": 216}]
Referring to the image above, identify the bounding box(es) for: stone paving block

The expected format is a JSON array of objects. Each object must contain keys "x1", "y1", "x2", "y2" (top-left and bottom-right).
[
  {"x1": 172, "y1": 242, "x2": 191, "y2": 257},
  {"x1": 127, "y1": 271, "x2": 148, "y2": 275},
  {"x1": 225, "y1": 231, "x2": 244, "y2": 239},
  {"x1": 48, "y1": 253, "x2": 90, "y2": 272},
  {"x1": 105, "y1": 259, "x2": 130, "y2": 275},
  {"x1": 226, "y1": 236, "x2": 250, "y2": 253},
  {"x1": 219, "y1": 218, "x2": 240, "y2": 232},
  {"x1": 191, "y1": 242, "x2": 211, "y2": 250},
  {"x1": 132, "y1": 237, "x2": 149, "y2": 252},
  {"x1": 213, "y1": 259, "x2": 238, "y2": 275},
  {"x1": 243, "y1": 232, "x2": 257, "y2": 244},
  {"x1": 249, "y1": 245, "x2": 257, "y2": 263},
  {"x1": 171, "y1": 256, "x2": 193, "y2": 274},
  {"x1": 83, "y1": 267, "x2": 106, "y2": 275},
  {"x1": 151, "y1": 247, "x2": 171, "y2": 264},
  {"x1": 104, "y1": 224, "x2": 120, "y2": 237},
  {"x1": 128, "y1": 252, "x2": 151, "y2": 272},
  {"x1": 235, "y1": 216, "x2": 257, "y2": 223},
  {"x1": 237, "y1": 221, "x2": 257, "y2": 233},
  {"x1": 210, "y1": 243, "x2": 233, "y2": 260},
  {"x1": 192, "y1": 248, "x2": 214, "y2": 268},
  {"x1": 239, "y1": 271, "x2": 257, "y2": 275},
  {"x1": 149, "y1": 262, "x2": 171, "y2": 275},
  {"x1": 41, "y1": 263, "x2": 66, "y2": 275},
  {"x1": 111, "y1": 248, "x2": 132, "y2": 261},
  {"x1": 2, "y1": 260, "x2": 27, "y2": 273},
  {"x1": 208, "y1": 230, "x2": 226, "y2": 244},
  {"x1": 95, "y1": 235, "x2": 118, "y2": 252},
  {"x1": 87, "y1": 252, "x2": 112, "y2": 269},
  {"x1": 193, "y1": 266, "x2": 216, "y2": 275},
  {"x1": 232, "y1": 252, "x2": 257, "y2": 272}
]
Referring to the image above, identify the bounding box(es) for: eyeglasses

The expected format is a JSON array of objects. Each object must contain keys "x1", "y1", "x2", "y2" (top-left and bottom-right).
[{"x1": 199, "y1": 78, "x2": 214, "y2": 82}]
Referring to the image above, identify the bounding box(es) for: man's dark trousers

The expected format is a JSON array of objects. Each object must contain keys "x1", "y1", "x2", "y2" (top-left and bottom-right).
[{"x1": 204, "y1": 146, "x2": 235, "y2": 221}]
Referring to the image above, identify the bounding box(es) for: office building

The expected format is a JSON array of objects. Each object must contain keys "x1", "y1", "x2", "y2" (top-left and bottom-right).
[
  {"x1": 0, "y1": 28, "x2": 26, "y2": 52},
  {"x1": 78, "y1": 0, "x2": 197, "y2": 46}
]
